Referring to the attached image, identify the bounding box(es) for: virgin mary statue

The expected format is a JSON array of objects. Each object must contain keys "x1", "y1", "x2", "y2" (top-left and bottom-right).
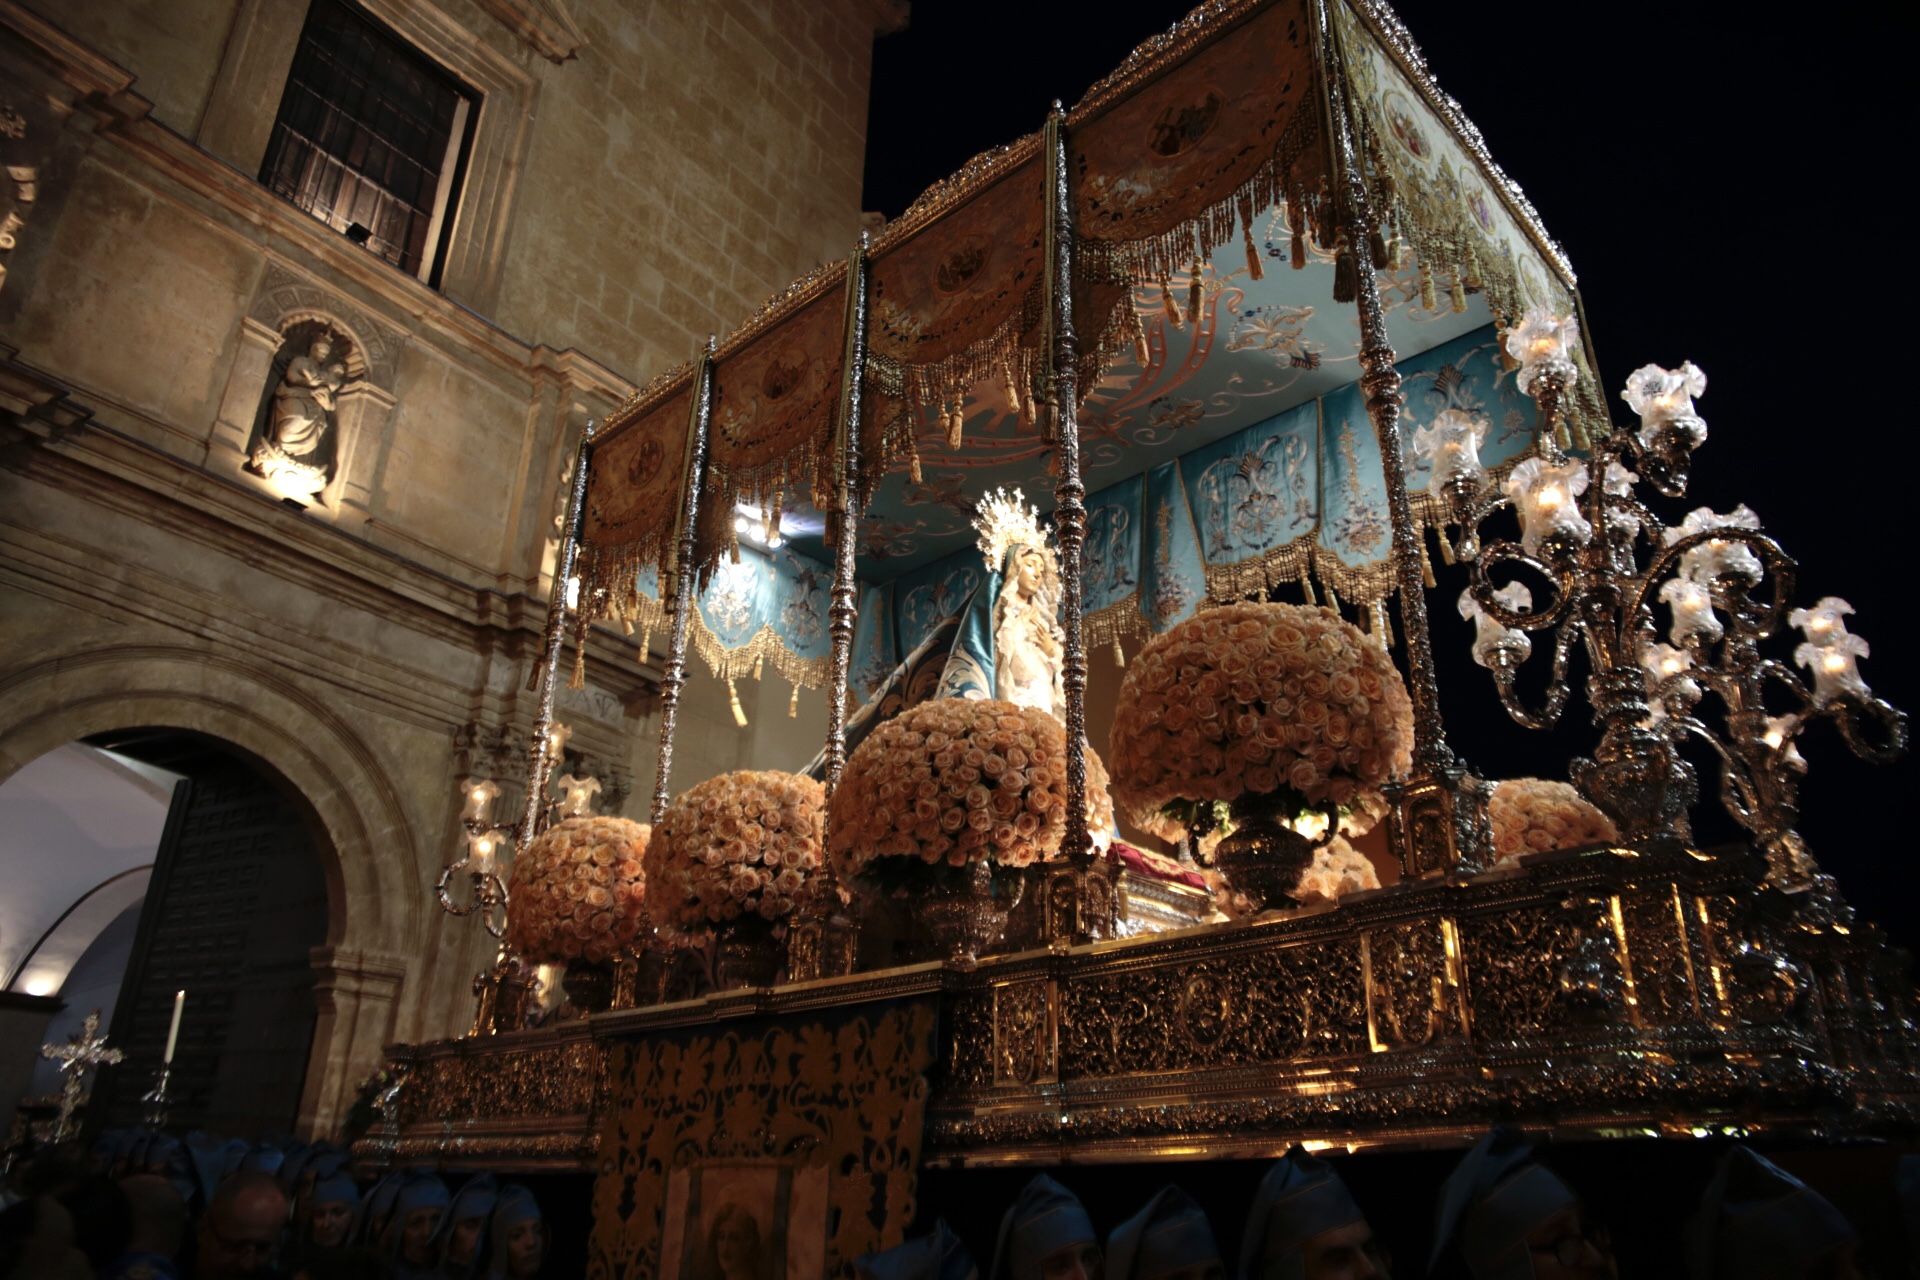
[{"x1": 809, "y1": 488, "x2": 1069, "y2": 770}]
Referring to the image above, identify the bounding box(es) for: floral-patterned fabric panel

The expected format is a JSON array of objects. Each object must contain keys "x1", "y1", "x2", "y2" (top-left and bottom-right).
[
  {"x1": 849, "y1": 582, "x2": 898, "y2": 705},
  {"x1": 893, "y1": 546, "x2": 985, "y2": 661},
  {"x1": 1082, "y1": 473, "x2": 1144, "y2": 622},
  {"x1": 1138, "y1": 460, "x2": 1209, "y2": 634},
  {"x1": 1180, "y1": 400, "x2": 1320, "y2": 572},
  {"x1": 1396, "y1": 326, "x2": 1537, "y2": 490}
]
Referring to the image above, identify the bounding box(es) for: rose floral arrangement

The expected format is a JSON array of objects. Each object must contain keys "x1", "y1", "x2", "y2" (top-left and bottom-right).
[
  {"x1": 1109, "y1": 602, "x2": 1414, "y2": 833},
  {"x1": 648, "y1": 770, "x2": 827, "y2": 932},
  {"x1": 1489, "y1": 778, "x2": 1620, "y2": 864},
  {"x1": 828, "y1": 698, "x2": 1114, "y2": 887},
  {"x1": 506, "y1": 815, "x2": 649, "y2": 966},
  {"x1": 1294, "y1": 836, "x2": 1382, "y2": 903}
]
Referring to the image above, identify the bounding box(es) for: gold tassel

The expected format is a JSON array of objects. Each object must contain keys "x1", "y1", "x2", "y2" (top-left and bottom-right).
[
  {"x1": 1187, "y1": 256, "x2": 1203, "y2": 322},
  {"x1": 1437, "y1": 526, "x2": 1457, "y2": 565},
  {"x1": 1134, "y1": 327, "x2": 1151, "y2": 368},
  {"x1": 728, "y1": 678, "x2": 748, "y2": 727},
  {"x1": 1418, "y1": 260, "x2": 1437, "y2": 312},
  {"x1": 906, "y1": 434, "x2": 923, "y2": 484},
  {"x1": 1375, "y1": 600, "x2": 1395, "y2": 648},
  {"x1": 1286, "y1": 193, "x2": 1308, "y2": 270},
  {"x1": 752, "y1": 654, "x2": 764, "y2": 681},
  {"x1": 788, "y1": 683, "x2": 799, "y2": 718},
  {"x1": 1112, "y1": 637, "x2": 1126, "y2": 667},
  {"x1": 1418, "y1": 533, "x2": 1437, "y2": 588},
  {"x1": 638, "y1": 623, "x2": 652, "y2": 662},
  {"x1": 945, "y1": 404, "x2": 964, "y2": 451},
  {"x1": 1240, "y1": 192, "x2": 1263, "y2": 280},
  {"x1": 1449, "y1": 273, "x2": 1467, "y2": 314},
  {"x1": 1160, "y1": 273, "x2": 1183, "y2": 328},
  {"x1": 1368, "y1": 228, "x2": 1388, "y2": 269},
  {"x1": 763, "y1": 490, "x2": 781, "y2": 543},
  {"x1": 1022, "y1": 386, "x2": 1039, "y2": 430},
  {"x1": 1385, "y1": 235, "x2": 1404, "y2": 271},
  {"x1": 1298, "y1": 567, "x2": 1317, "y2": 605},
  {"x1": 1324, "y1": 579, "x2": 1342, "y2": 613},
  {"x1": 1002, "y1": 370, "x2": 1021, "y2": 415},
  {"x1": 569, "y1": 640, "x2": 586, "y2": 690}
]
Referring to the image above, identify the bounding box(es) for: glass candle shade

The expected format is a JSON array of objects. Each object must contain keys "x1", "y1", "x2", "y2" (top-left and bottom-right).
[
  {"x1": 1415, "y1": 409, "x2": 1489, "y2": 500},
  {"x1": 1670, "y1": 505, "x2": 1763, "y2": 587},
  {"x1": 1623, "y1": 361, "x2": 1708, "y2": 447},
  {"x1": 1796, "y1": 634, "x2": 1872, "y2": 705},
  {"x1": 1458, "y1": 584, "x2": 1533, "y2": 669},
  {"x1": 461, "y1": 778, "x2": 502, "y2": 823},
  {"x1": 1505, "y1": 456, "x2": 1592, "y2": 557},
  {"x1": 1505, "y1": 310, "x2": 1580, "y2": 396},
  {"x1": 557, "y1": 772, "x2": 602, "y2": 817},
  {"x1": 1659, "y1": 577, "x2": 1722, "y2": 647}
]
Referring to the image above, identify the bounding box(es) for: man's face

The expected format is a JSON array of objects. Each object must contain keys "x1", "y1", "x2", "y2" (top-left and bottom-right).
[
  {"x1": 1039, "y1": 1241, "x2": 1104, "y2": 1280},
  {"x1": 506, "y1": 1219, "x2": 544, "y2": 1277},
  {"x1": 1297, "y1": 1220, "x2": 1389, "y2": 1280},
  {"x1": 1524, "y1": 1207, "x2": 1616, "y2": 1280},
  {"x1": 196, "y1": 1188, "x2": 286, "y2": 1278},
  {"x1": 448, "y1": 1215, "x2": 486, "y2": 1265},
  {"x1": 310, "y1": 1200, "x2": 353, "y2": 1249},
  {"x1": 401, "y1": 1206, "x2": 440, "y2": 1265}
]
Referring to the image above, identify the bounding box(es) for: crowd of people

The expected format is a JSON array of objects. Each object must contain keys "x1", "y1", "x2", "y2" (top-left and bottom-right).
[
  {"x1": 0, "y1": 1131, "x2": 545, "y2": 1280},
  {"x1": 862, "y1": 1131, "x2": 1909, "y2": 1280}
]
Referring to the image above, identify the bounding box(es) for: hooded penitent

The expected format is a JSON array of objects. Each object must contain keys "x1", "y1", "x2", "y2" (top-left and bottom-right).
[
  {"x1": 388, "y1": 1173, "x2": 452, "y2": 1277},
  {"x1": 990, "y1": 1175, "x2": 1099, "y2": 1280},
  {"x1": 305, "y1": 1167, "x2": 362, "y2": 1252},
  {"x1": 1239, "y1": 1149, "x2": 1368, "y2": 1280},
  {"x1": 854, "y1": 1218, "x2": 978, "y2": 1280},
  {"x1": 484, "y1": 1184, "x2": 544, "y2": 1279},
  {"x1": 1107, "y1": 1185, "x2": 1221, "y2": 1280},
  {"x1": 439, "y1": 1173, "x2": 500, "y2": 1278},
  {"x1": 1684, "y1": 1146, "x2": 1857, "y2": 1279},
  {"x1": 360, "y1": 1171, "x2": 406, "y2": 1248},
  {"x1": 1431, "y1": 1129, "x2": 1582, "y2": 1280}
]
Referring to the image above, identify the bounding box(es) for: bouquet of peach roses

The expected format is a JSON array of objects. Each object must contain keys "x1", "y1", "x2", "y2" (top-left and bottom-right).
[
  {"x1": 828, "y1": 698, "x2": 1114, "y2": 893},
  {"x1": 1489, "y1": 778, "x2": 1619, "y2": 865},
  {"x1": 1110, "y1": 602, "x2": 1413, "y2": 836},
  {"x1": 506, "y1": 815, "x2": 649, "y2": 966},
  {"x1": 649, "y1": 770, "x2": 828, "y2": 932}
]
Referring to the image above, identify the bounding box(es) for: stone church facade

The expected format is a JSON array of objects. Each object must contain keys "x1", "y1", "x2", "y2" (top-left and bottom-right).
[{"x1": 0, "y1": 0, "x2": 895, "y2": 1135}]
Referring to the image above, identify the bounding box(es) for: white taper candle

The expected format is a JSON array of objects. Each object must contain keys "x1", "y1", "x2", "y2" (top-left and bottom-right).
[{"x1": 164, "y1": 989, "x2": 184, "y2": 1064}]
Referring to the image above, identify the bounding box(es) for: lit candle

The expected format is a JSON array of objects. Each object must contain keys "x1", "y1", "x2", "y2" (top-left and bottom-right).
[
  {"x1": 557, "y1": 772, "x2": 602, "y2": 818},
  {"x1": 470, "y1": 831, "x2": 500, "y2": 873},
  {"x1": 460, "y1": 778, "x2": 501, "y2": 823},
  {"x1": 1622, "y1": 361, "x2": 1708, "y2": 447},
  {"x1": 564, "y1": 575, "x2": 582, "y2": 609},
  {"x1": 1658, "y1": 577, "x2": 1721, "y2": 646},
  {"x1": 1414, "y1": 409, "x2": 1488, "y2": 498},
  {"x1": 1505, "y1": 456, "x2": 1591, "y2": 556},
  {"x1": 1504, "y1": 310, "x2": 1580, "y2": 395},
  {"x1": 164, "y1": 990, "x2": 184, "y2": 1065},
  {"x1": 1457, "y1": 583, "x2": 1532, "y2": 669}
]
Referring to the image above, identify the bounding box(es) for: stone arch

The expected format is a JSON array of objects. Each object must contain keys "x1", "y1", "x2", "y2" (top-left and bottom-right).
[
  {"x1": 0, "y1": 643, "x2": 423, "y2": 1135},
  {"x1": 0, "y1": 644, "x2": 420, "y2": 948}
]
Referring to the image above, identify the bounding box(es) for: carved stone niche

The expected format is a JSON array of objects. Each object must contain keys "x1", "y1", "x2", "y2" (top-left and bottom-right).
[{"x1": 210, "y1": 265, "x2": 405, "y2": 521}]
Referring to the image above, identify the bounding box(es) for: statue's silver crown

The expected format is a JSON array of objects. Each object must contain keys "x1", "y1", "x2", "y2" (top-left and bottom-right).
[{"x1": 972, "y1": 486, "x2": 1049, "y2": 568}]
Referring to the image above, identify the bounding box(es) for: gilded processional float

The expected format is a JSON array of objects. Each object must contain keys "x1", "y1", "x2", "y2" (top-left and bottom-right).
[{"x1": 360, "y1": 0, "x2": 1915, "y2": 1272}]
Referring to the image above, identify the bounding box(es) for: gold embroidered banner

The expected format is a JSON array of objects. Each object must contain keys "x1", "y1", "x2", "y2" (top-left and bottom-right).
[
  {"x1": 709, "y1": 264, "x2": 847, "y2": 522},
  {"x1": 1070, "y1": 0, "x2": 1322, "y2": 280},
  {"x1": 578, "y1": 366, "x2": 695, "y2": 617}
]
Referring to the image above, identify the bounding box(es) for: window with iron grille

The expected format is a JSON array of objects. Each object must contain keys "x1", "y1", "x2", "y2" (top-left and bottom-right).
[{"x1": 260, "y1": 0, "x2": 478, "y2": 286}]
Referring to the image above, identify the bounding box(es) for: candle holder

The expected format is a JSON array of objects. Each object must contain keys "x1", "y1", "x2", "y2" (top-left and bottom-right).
[
  {"x1": 1435, "y1": 315, "x2": 1908, "y2": 886},
  {"x1": 140, "y1": 1065, "x2": 172, "y2": 1129}
]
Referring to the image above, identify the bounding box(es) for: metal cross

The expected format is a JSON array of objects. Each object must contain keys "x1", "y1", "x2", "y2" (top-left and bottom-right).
[{"x1": 40, "y1": 1009, "x2": 124, "y2": 1143}]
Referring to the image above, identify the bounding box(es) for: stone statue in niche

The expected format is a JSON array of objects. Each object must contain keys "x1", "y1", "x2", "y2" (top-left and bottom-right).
[{"x1": 248, "y1": 322, "x2": 349, "y2": 503}]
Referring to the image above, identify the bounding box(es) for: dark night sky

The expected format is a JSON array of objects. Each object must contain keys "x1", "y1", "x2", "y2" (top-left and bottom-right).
[{"x1": 864, "y1": 2, "x2": 1920, "y2": 950}]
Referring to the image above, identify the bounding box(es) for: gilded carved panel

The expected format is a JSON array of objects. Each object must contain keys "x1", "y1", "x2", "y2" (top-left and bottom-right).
[
  {"x1": 587, "y1": 1002, "x2": 936, "y2": 1279},
  {"x1": 397, "y1": 1039, "x2": 603, "y2": 1126},
  {"x1": 1056, "y1": 941, "x2": 1367, "y2": 1076}
]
